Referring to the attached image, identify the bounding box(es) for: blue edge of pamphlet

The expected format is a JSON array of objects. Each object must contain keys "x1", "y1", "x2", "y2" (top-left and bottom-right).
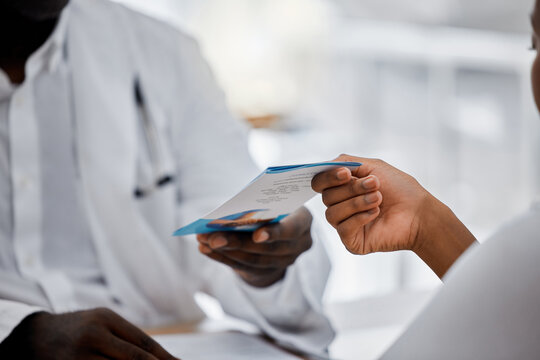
[
  {"x1": 173, "y1": 161, "x2": 362, "y2": 236},
  {"x1": 265, "y1": 161, "x2": 361, "y2": 174},
  {"x1": 173, "y1": 214, "x2": 289, "y2": 236}
]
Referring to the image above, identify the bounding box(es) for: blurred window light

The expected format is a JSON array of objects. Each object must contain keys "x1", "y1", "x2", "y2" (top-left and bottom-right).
[
  {"x1": 110, "y1": 0, "x2": 539, "y2": 305},
  {"x1": 185, "y1": 0, "x2": 337, "y2": 117},
  {"x1": 453, "y1": 97, "x2": 505, "y2": 142}
]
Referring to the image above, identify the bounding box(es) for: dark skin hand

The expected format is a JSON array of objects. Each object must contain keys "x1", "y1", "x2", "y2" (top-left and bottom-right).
[
  {"x1": 0, "y1": 0, "x2": 69, "y2": 84},
  {"x1": 0, "y1": 308, "x2": 179, "y2": 360},
  {"x1": 197, "y1": 207, "x2": 313, "y2": 288},
  {"x1": 312, "y1": 155, "x2": 477, "y2": 279}
]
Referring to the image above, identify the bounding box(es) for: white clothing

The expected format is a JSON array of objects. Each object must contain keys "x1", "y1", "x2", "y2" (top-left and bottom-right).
[
  {"x1": 381, "y1": 202, "x2": 540, "y2": 359},
  {"x1": 0, "y1": 0, "x2": 334, "y2": 353},
  {"x1": 0, "y1": 5, "x2": 108, "y2": 314}
]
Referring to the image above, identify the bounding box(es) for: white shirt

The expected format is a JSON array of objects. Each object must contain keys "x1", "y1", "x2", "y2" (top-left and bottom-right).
[
  {"x1": 0, "y1": 7, "x2": 114, "y2": 313},
  {"x1": 0, "y1": 0, "x2": 334, "y2": 354}
]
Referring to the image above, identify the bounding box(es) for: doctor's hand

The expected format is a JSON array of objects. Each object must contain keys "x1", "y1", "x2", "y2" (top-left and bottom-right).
[
  {"x1": 312, "y1": 154, "x2": 477, "y2": 279},
  {"x1": 0, "y1": 308, "x2": 179, "y2": 360},
  {"x1": 197, "y1": 207, "x2": 313, "y2": 288}
]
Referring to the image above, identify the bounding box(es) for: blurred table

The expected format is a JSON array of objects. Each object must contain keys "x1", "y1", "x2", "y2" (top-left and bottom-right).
[{"x1": 145, "y1": 318, "x2": 308, "y2": 359}]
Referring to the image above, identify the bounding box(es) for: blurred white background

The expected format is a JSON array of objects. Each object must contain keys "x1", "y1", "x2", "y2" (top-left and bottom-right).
[{"x1": 114, "y1": 0, "x2": 538, "y2": 314}]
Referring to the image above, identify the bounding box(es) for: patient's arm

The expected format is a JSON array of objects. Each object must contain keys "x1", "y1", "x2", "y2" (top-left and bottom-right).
[{"x1": 411, "y1": 195, "x2": 478, "y2": 279}]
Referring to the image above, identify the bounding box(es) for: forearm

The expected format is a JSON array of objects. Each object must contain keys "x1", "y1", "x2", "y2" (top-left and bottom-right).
[{"x1": 412, "y1": 195, "x2": 478, "y2": 279}]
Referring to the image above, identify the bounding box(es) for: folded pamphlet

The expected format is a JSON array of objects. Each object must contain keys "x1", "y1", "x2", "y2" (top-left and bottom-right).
[{"x1": 173, "y1": 161, "x2": 361, "y2": 236}]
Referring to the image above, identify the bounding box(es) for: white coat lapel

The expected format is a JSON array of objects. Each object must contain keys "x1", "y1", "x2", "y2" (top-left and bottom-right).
[{"x1": 68, "y1": 0, "x2": 202, "y2": 323}]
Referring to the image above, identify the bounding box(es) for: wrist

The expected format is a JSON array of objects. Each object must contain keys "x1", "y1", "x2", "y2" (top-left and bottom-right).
[
  {"x1": 412, "y1": 194, "x2": 477, "y2": 279},
  {"x1": 238, "y1": 268, "x2": 286, "y2": 288}
]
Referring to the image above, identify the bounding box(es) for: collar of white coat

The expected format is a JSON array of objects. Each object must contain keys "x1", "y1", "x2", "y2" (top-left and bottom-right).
[{"x1": 25, "y1": 5, "x2": 71, "y2": 79}]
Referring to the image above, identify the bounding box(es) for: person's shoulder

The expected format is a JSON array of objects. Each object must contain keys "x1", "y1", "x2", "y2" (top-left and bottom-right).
[
  {"x1": 73, "y1": 0, "x2": 198, "y2": 51},
  {"x1": 465, "y1": 204, "x2": 540, "y2": 269},
  {"x1": 491, "y1": 204, "x2": 540, "y2": 243}
]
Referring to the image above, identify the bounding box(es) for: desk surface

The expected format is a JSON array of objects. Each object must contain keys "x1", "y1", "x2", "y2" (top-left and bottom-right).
[
  {"x1": 146, "y1": 320, "x2": 202, "y2": 336},
  {"x1": 145, "y1": 319, "x2": 307, "y2": 359}
]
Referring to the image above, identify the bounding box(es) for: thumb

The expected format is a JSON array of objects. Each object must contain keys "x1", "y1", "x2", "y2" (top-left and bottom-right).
[{"x1": 333, "y1": 154, "x2": 375, "y2": 178}]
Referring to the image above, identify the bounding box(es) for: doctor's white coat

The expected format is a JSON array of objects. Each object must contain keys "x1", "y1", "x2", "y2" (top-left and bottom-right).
[{"x1": 0, "y1": 0, "x2": 334, "y2": 353}]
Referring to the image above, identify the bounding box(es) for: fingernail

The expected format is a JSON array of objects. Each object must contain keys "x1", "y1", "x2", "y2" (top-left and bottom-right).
[
  {"x1": 337, "y1": 168, "x2": 349, "y2": 180},
  {"x1": 362, "y1": 177, "x2": 376, "y2": 189},
  {"x1": 210, "y1": 236, "x2": 227, "y2": 249},
  {"x1": 255, "y1": 231, "x2": 269, "y2": 243},
  {"x1": 200, "y1": 245, "x2": 212, "y2": 254},
  {"x1": 364, "y1": 192, "x2": 379, "y2": 204}
]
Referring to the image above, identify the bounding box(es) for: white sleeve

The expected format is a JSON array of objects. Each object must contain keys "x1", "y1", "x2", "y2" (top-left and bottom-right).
[
  {"x1": 169, "y1": 35, "x2": 260, "y2": 226},
  {"x1": 380, "y1": 209, "x2": 540, "y2": 359},
  {"x1": 231, "y1": 220, "x2": 335, "y2": 354},
  {"x1": 169, "y1": 37, "x2": 334, "y2": 354},
  {"x1": 178, "y1": 221, "x2": 334, "y2": 355},
  {"x1": 0, "y1": 300, "x2": 42, "y2": 343}
]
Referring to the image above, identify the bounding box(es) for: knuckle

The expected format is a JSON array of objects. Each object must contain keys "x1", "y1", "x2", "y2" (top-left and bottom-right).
[
  {"x1": 350, "y1": 180, "x2": 361, "y2": 194},
  {"x1": 375, "y1": 158, "x2": 388, "y2": 167},
  {"x1": 267, "y1": 241, "x2": 282, "y2": 253},
  {"x1": 94, "y1": 307, "x2": 112, "y2": 317},
  {"x1": 284, "y1": 255, "x2": 297, "y2": 266},
  {"x1": 353, "y1": 179, "x2": 364, "y2": 193},
  {"x1": 311, "y1": 176, "x2": 321, "y2": 191},
  {"x1": 302, "y1": 236, "x2": 313, "y2": 252},
  {"x1": 321, "y1": 191, "x2": 333, "y2": 206},
  {"x1": 139, "y1": 335, "x2": 156, "y2": 353},
  {"x1": 253, "y1": 253, "x2": 268, "y2": 266},
  {"x1": 352, "y1": 197, "x2": 364, "y2": 211},
  {"x1": 235, "y1": 262, "x2": 253, "y2": 273},
  {"x1": 90, "y1": 307, "x2": 113, "y2": 323},
  {"x1": 74, "y1": 324, "x2": 101, "y2": 346},
  {"x1": 224, "y1": 234, "x2": 239, "y2": 249},
  {"x1": 131, "y1": 351, "x2": 151, "y2": 360},
  {"x1": 268, "y1": 226, "x2": 280, "y2": 241},
  {"x1": 325, "y1": 208, "x2": 334, "y2": 224}
]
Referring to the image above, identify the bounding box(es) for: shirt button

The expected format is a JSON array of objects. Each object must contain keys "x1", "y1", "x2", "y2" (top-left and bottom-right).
[
  {"x1": 14, "y1": 96, "x2": 24, "y2": 107},
  {"x1": 20, "y1": 177, "x2": 30, "y2": 188},
  {"x1": 25, "y1": 255, "x2": 36, "y2": 267},
  {"x1": 16, "y1": 175, "x2": 32, "y2": 190}
]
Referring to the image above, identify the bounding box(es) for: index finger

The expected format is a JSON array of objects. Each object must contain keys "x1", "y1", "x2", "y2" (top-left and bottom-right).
[
  {"x1": 311, "y1": 167, "x2": 352, "y2": 193},
  {"x1": 105, "y1": 310, "x2": 178, "y2": 360},
  {"x1": 253, "y1": 208, "x2": 312, "y2": 244}
]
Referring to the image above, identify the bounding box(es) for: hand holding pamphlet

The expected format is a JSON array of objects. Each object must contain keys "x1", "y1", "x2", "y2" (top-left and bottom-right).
[{"x1": 173, "y1": 161, "x2": 362, "y2": 236}]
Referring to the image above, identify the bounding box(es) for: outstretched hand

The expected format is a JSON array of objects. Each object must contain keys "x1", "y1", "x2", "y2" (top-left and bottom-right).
[
  {"x1": 312, "y1": 154, "x2": 477, "y2": 278},
  {"x1": 312, "y1": 155, "x2": 429, "y2": 255}
]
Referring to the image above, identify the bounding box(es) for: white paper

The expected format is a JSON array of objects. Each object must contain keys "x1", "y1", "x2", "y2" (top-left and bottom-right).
[
  {"x1": 154, "y1": 332, "x2": 300, "y2": 360},
  {"x1": 173, "y1": 161, "x2": 361, "y2": 236}
]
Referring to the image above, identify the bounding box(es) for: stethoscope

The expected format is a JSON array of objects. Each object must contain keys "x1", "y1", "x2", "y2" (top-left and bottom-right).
[{"x1": 133, "y1": 79, "x2": 174, "y2": 198}]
